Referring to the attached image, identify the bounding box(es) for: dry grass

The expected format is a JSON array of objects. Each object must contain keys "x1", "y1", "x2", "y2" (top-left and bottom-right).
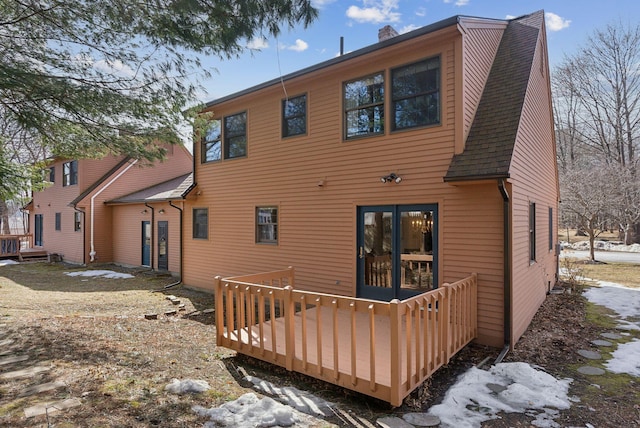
[{"x1": 579, "y1": 262, "x2": 640, "y2": 289}]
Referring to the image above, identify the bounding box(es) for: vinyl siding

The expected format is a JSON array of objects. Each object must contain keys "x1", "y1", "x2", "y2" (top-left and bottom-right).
[
  {"x1": 184, "y1": 29, "x2": 506, "y2": 347},
  {"x1": 508, "y1": 28, "x2": 558, "y2": 344},
  {"x1": 461, "y1": 24, "x2": 505, "y2": 143}
]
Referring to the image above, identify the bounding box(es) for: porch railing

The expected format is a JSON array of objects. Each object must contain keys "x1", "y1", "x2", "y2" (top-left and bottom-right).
[
  {"x1": 0, "y1": 234, "x2": 33, "y2": 258},
  {"x1": 214, "y1": 268, "x2": 477, "y2": 407}
]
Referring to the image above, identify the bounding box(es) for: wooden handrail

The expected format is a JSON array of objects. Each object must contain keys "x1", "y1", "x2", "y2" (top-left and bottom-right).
[{"x1": 213, "y1": 268, "x2": 477, "y2": 407}]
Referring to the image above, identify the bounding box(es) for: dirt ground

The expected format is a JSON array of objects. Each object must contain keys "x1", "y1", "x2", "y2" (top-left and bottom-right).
[{"x1": 0, "y1": 261, "x2": 638, "y2": 427}]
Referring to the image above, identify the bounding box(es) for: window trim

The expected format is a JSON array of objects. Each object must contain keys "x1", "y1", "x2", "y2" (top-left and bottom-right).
[
  {"x1": 282, "y1": 93, "x2": 308, "y2": 138},
  {"x1": 256, "y1": 206, "x2": 278, "y2": 245},
  {"x1": 223, "y1": 111, "x2": 248, "y2": 160},
  {"x1": 390, "y1": 55, "x2": 441, "y2": 132},
  {"x1": 201, "y1": 119, "x2": 222, "y2": 164},
  {"x1": 63, "y1": 160, "x2": 78, "y2": 187},
  {"x1": 192, "y1": 208, "x2": 209, "y2": 240},
  {"x1": 74, "y1": 211, "x2": 82, "y2": 232},
  {"x1": 529, "y1": 202, "x2": 536, "y2": 263},
  {"x1": 343, "y1": 71, "x2": 386, "y2": 140}
]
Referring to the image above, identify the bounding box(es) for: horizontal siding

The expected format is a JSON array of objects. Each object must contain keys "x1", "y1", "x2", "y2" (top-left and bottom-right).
[
  {"x1": 462, "y1": 27, "x2": 504, "y2": 141},
  {"x1": 508, "y1": 33, "x2": 559, "y2": 344},
  {"x1": 185, "y1": 30, "x2": 510, "y2": 347}
]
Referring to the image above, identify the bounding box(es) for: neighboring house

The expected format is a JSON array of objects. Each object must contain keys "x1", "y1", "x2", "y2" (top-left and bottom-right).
[
  {"x1": 184, "y1": 10, "x2": 558, "y2": 351},
  {"x1": 28, "y1": 143, "x2": 193, "y2": 273}
]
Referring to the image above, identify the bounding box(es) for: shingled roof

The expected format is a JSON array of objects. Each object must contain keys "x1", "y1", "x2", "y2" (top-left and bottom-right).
[
  {"x1": 444, "y1": 12, "x2": 542, "y2": 182},
  {"x1": 105, "y1": 173, "x2": 194, "y2": 205}
]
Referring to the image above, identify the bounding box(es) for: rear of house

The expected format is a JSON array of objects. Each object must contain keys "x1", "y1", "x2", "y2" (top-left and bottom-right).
[
  {"x1": 183, "y1": 11, "x2": 558, "y2": 350},
  {"x1": 29, "y1": 144, "x2": 193, "y2": 273}
]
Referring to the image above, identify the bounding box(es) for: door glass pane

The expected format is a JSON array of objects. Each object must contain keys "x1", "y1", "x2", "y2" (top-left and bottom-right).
[
  {"x1": 363, "y1": 211, "x2": 393, "y2": 288},
  {"x1": 400, "y1": 210, "x2": 434, "y2": 292}
]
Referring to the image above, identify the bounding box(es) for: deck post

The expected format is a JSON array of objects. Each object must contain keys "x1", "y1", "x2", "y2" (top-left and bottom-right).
[
  {"x1": 214, "y1": 276, "x2": 223, "y2": 346},
  {"x1": 287, "y1": 266, "x2": 295, "y2": 288},
  {"x1": 389, "y1": 298, "x2": 402, "y2": 407},
  {"x1": 283, "y1": 285, "x2": 295, "y2": 371},
  {"x1": 442, "y1": 283, "x2": 452, "y2": 363},
  {"x1": 471, "y1": 273, "x2": 478, "y2": 337}
]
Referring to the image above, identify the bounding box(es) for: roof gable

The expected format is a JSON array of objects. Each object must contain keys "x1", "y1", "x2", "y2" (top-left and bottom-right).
[{"x1": 445, "y1": 12, "x2": 542, "y2": 182}]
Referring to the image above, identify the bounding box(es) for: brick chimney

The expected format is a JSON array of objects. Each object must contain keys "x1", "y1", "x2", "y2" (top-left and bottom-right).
[{"x1": 378, "y1": 25, "x2": 399, "y2": 42}]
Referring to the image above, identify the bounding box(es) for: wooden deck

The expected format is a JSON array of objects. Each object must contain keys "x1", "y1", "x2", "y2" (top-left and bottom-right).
[
  {"x1": 214, "y1": 269, "x2": 477, "y2": 406},
  {"x1": 0, "y1": 234, "x2": 35, "y2": 259}
]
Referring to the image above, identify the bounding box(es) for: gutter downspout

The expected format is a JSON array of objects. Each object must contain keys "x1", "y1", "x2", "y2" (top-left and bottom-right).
[
  {"x1": 89, "y1": 159, "x2": 138, "y2": 262},
  {"x1": 163, "y1": 200, "x2": 184, "y2": 289},
  {"x1": 145, "y1": 202, "x2": 155, "y2": 270},
  {"x1": 496, "y1": 178, "x2": 512, "y2": 364}
]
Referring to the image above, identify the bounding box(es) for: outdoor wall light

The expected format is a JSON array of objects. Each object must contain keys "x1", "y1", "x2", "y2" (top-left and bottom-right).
[
  {"x1": 158, "y1": 209, "x2": 165, "y2": 214},
  {"x1": 141, "y1": 209, "x2": 148, "y2": 214},
  {"x1": 380, "y1": 173, "x2": 402, "y2": 184}
]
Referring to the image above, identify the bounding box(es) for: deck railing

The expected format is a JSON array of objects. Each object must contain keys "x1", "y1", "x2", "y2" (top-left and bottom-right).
[
  {"x1": 214, "y1": 268, "x2": 477, "y2": 406},
  {"x1": 0, "y1": 234, "x2": 33, "y2": 258}
]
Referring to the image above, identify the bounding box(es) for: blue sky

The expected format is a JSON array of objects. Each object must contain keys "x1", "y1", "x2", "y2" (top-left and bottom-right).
[{"x1": 196, "y1": 0, "x2": 640, "y2": 103}]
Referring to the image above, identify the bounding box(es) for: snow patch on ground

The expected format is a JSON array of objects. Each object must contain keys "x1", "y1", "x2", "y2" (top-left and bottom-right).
[
  {"x1": 584, "y1": 280, "x2": 640, "y2": 378},
  {"x1": 561, "y1": 240, "x2": 640, "y2": 252},
  {"x1": 427, "y1": 362, "x2": 572, "y2": 428},
  {"x1": 64, "y1": 270, "x2": 134, "y2": 279},
  {"x1": 165, "y1": 378, "x2": 211, "y2": 394},
  {"x1": 0, "y1": 259, "x2": 19, "y2": 266},
  {"x1": 244, "y1": 375, "x2": 333, "y2": 417},
  {"x1": 193, "y1": 393, "x2": 305, "y2": 428},
  {"x1": 584, "y1": 282, "x2": 640, "y2": 330}
]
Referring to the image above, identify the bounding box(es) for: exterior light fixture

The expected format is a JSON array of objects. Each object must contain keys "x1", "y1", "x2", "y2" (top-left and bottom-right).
[
  {"x1": 158, "y1": 209, "x2": 165, "y2": 214},
  {"x1": 380, "y1": 173, "x2": 402, "y2": 183}
]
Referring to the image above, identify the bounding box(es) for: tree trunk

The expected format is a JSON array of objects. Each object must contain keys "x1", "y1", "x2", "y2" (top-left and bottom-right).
[{"x1": 0, "y1": 199, "x2": 10, "y2": 234}]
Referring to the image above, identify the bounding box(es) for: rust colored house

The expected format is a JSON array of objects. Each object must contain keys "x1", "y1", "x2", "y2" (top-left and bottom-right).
[
  {"x1": 28, "y1": 144, "x2": 193, "y2": 273},
  {"x1": 184, "y1": 10, "x2": 558, "y2": 405}
]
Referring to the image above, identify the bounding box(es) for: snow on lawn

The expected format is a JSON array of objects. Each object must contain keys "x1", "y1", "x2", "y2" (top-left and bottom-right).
[
  {"x1": 584, "y1": 280, "x2": 640, "y2": 378},
  {"x1": 0, "y1": 259, "x2": 19, "y2": 267},
  {"x1": 427, "y1": 362, "x2": 573, "y2": 428},
  {"x1": 64, "y1": 270, "x2": 134, "y2": 279}
]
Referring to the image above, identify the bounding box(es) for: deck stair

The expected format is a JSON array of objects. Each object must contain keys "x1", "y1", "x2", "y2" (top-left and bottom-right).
[{"x1": 18, "y1": 248, "x2": 49, "y2": 262}]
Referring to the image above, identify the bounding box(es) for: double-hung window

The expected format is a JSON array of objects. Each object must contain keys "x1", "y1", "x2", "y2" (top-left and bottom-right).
[
  {"x1": 193, "y1": 208, "x2": 209, "y2": 239},
  {"x1": 202, "y1": 120, "x2": 222, "y2": 163},
  {"x1": 529, "y1": 203, "x2": 536, "y2": 263},
  {"x1": 63, "y1": 160, "x2": 78, "y2": 186},
  {"x1": 344, "y1": 72, "x2": 385, "y2": 139},
  {"x1": 391, "y1": 56, "x2": 440, "y2": 130},
  {"x1": 224, "y1": 112, "x2": 247, "y2": 159},
  {"x1": 256, "y1": 206, "x2": 278, "y2": 244},
  {"x1": 282, "y1": 94, "x2": 307, "y2": 137}
]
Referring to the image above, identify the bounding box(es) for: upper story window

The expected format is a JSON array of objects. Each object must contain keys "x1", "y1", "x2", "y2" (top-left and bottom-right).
[
  {"x1": 63, "y1": 160, "x2": 78, "y2": 186},
  {"x1": 282, "y1": 94, "x2": 307, "y2": 138},
  {"x1": 202, "y1": 120, "x2": 222, "y2": 163},
  {"x1": 224, "y1": 112, "x2": 247, "y2": 159},
  {"x1": 48, "y1": 167, "x2": 55, "y2": 183},
  {"x1": 344, "y1": 72, "x2": 384, "y2": 139},
  {"x1": 391, "y1": 56, "x2": 440, "y2": 131}
]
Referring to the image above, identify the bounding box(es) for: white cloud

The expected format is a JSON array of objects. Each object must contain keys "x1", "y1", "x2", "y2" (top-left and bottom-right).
[
  {"x1": 287, "y1": 39, "x2": 309, "y2": 52},
  {"x1": 93, "y1": 59, "x2": 135, "y2": 78},
  {"x1": 311, "y1": 0, "x2": 337, "y2": 8},
  {"x1": 444, "y1": 0, "x2": 469, "y2": 5},
  {"x1": 346, "y1": 0, "x2": 401, "y2": 24},
  {"x1": 399, "y1": 24, "x2": 419, "y2": 34},
  {"x1": 415, "y1": 7, "x2": 426, "y2": 17},
  {"x1": 545, "y1": 12, "x2": 571, "y2": 31},
  {"x1": 247, "y1": 37, "x2": 269, "y2": 50},
  {"x1": 505, "y1": 14, "x2": 517, "y2": 20}
]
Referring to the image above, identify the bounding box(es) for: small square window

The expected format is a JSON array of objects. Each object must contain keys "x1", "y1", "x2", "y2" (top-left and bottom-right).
[
  {"x1": 282, "y1": 94, "x2": 307, "y2": 137},
  {"x1": 193, "y1": 208, "x2": 208, "y2": 239},
  {"x1": 256, "y1": 207, "x2": 278, "y2": 244}
]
